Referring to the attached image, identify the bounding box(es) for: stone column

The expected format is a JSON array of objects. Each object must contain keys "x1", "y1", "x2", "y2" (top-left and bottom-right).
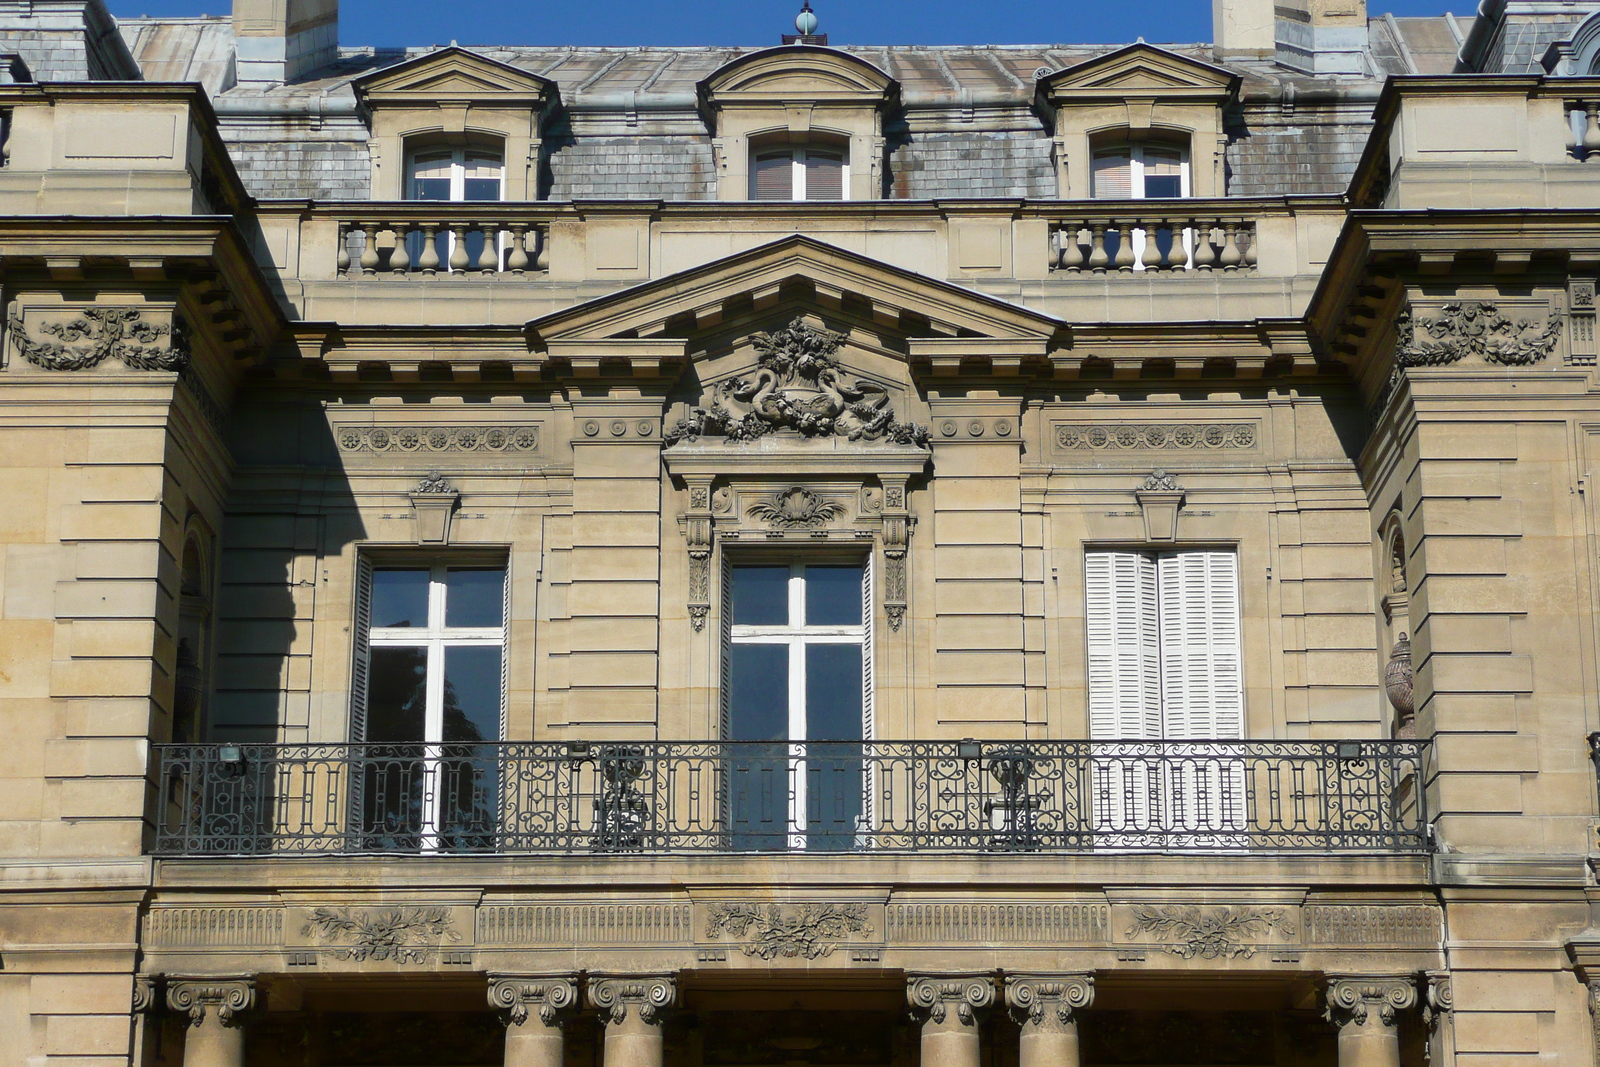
[
  {"x1": 588, "y1": 974, "x2": 677, "y2": 1067},
  {"x1": 490, "y1": 974, "x2": 578, "y2": 1067},
  {"x1": 906, "y1": 973, "x2": 996, "y2": 1067},
  {"x1": 1323, "y1": 975, "x2": 1418, "y2": 1067},
  {"x1": 1004, "y1": 974, "x2": 1094, "y2": 1067},
  {"x1": 167, "y1": 977, "x2": 254, "y2": 1067}
]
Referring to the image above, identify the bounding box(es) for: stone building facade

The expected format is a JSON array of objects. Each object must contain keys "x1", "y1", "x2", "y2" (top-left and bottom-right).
[{"x1": 4, "y1": 0, "x2": 1600, "y2": 1064}]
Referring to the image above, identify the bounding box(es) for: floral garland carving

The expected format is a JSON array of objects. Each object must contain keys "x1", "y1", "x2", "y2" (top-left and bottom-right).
[
  {"x1": 1396, "y1": 301, "x2": 1562, "y2": 367},
  {"x1": 300, "y1": 906, "x2": 461, "y2": 964},
  {"x1": 10, "y1": 307, "x2": 189, "y2": 371},
  {"x1": 705, "y1": 903, "x2": 872, "y2": 960},
  {"x1": 1125, "y1": 905, "x2": 1292, "y2": 960},
  {"x1": 664, "y1": 317, "x2": 929, "y2": 446}
]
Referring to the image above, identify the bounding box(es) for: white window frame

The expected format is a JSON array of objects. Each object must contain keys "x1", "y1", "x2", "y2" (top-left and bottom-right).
[
  {"x1": 726, "y1": 560, "x2": 871, "y2": 849},
  {"x1": 405, "y1": 145, "x2": 508, "y2": 272},
  {"x1": 748, "y1": 146, "x2": 851, "y2": 201},
  {"x1": 1091, "y1": 141, "x2": 1192, "y2": 200},
  {"x1": 363, "y1": 563, "x2": 507, "y2": 850}
]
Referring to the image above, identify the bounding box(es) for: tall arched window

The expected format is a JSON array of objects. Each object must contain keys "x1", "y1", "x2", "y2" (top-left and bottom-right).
[
  {"x1": 1091, "y1": 139, "x2": 1189, "y2": 199},
  {"x1": 750, "y1": 145, "x2": 848, "y2": 201}
]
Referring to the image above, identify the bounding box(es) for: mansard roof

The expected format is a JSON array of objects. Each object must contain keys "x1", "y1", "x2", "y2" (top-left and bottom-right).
[{"x1": 529, "y1": 235, "x2": 1064, "y2": 365}]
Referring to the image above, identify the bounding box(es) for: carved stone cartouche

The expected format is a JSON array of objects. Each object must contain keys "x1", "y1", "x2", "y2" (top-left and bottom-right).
[
  {"x1": 1396, "y1": 300, "x2": 1562, "y2": 367},
  {"x1": 663, "y1": 316, "x2": 929, "y2": 446},
  {"x1": 10, "y1": 307, "x2": 189, "y2": 371}
]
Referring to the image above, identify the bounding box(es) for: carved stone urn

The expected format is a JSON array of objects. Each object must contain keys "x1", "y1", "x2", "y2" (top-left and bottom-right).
[{"x1": 1384, "y1": 633, "x2": 1415, "y2": 738}]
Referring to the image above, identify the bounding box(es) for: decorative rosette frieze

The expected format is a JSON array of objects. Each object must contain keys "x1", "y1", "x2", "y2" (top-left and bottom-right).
[
  {"x1": 489, "y1": 974, "x2": 579, "y2": 1028},
  {"x1": 588, "y1": 974, "x2": 677, "y2": 1027},
  {"x1": 1323, "y1": 974, "x2": 1418, "y2": 1029},
  {"x1": 1003, "y1": 974, "x2": 1094, "y2": 1033},
  {"x1": 906, "y1": 973, "x2": 996, "y2": 1028},
  {"x1": 166, "y1": 977, "x2": 255, "y2": 1028}
]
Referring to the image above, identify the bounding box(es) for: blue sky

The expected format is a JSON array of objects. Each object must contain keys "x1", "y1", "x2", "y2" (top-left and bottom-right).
[{"x1": 107, "y1": 0, "x2": 1467, "y2": 49}]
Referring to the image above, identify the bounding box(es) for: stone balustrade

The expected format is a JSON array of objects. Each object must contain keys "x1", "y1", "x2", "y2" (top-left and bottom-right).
[
  {"x1": 336, "y1": 213, "x2": 551, "y2": 277},
  {"x1": 1050, "y1": 214, "x2": 1258, "y2": 273},
  {"x1": 1566, "y1": 100, "x2": 1600, "y2": 162}
]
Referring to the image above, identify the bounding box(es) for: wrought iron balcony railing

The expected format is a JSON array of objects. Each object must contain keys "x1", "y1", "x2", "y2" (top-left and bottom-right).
[{"x1": 150, "y1": 739, "x2": 1430, "y2": 857}]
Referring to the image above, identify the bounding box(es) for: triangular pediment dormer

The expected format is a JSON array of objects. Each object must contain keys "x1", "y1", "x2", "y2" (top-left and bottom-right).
[
  {"x1": 1036, "y1": 43, "x2": 1240, "y2": 106},
  {"x1": 354, "y1": 46, "x2": 559, "y2": 111}
]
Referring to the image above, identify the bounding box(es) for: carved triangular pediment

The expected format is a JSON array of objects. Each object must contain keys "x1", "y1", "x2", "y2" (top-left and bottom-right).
[
  {"x1": 530, "y1": 235, "x2": 1062, "y2": 347},
  {"x1": 354, "y1": 46, "x2": 558, "y2": 108},
  {"x1": 1038, "y1": 43, "x2": 1239, "y2": 102}
]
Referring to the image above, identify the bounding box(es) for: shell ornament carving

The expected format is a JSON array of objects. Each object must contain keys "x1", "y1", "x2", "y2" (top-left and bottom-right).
[
  {"x1": 664, "y1": 317, "x2": 929, "y2": 445},
  {"x1": 747, "y1": 487, "x2": 848, "y2": 529}
]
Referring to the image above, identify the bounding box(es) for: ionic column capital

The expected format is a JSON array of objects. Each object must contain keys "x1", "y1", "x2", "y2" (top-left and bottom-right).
[
  {"x1": 1322, "y1": 974, "x2": 1418, "y2": 1029},
  {"x1": 166, "y1": 976, "x2": 256, "y2": 1028},
  {"x1": 587, "y1": 974, "x2": 677, "y2": 1027},
  {"x1": 490, "y1": 974, "x2": 579, "y2": 1028},
  {"x1": 132, "y1": 976, "x2": 158, "y2": 1015},
  {"x1": 907, "y1": 973, "x2": 997, "y2": 1028},
  {"x1": 1004, "y1": 973, "x2": 1094, "y2": 1032}
]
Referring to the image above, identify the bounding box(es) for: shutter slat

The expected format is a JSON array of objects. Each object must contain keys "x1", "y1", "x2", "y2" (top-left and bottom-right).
[
  {"x1": 349, "y1": 557, "x2": 374, "y2": 742},
  {"x1": 804, "y1": 151, "x2": 844, "y2": 201},
  {"x1": 752, "y1": 152, "x2": 794, "y2": 200}
]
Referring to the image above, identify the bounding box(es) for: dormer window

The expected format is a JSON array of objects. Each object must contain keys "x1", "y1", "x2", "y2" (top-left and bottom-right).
[
  {"x1": 1091, "y1": 140, "x2": 1189, "y2": 199},
  {"x1": 408, "y1": 146, "x2": 504, "y2": 202},
  {"x1": 751, "y1": 145, "x2": 847, "y2": 201}
]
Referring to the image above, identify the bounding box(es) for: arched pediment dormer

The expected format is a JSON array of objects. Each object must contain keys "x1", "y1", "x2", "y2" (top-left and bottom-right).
[
  {"x1": 698, "y1": 47, "x2": 900, "y2": 202},
  {"x1": 352, "y1": 46, "x2": 560, "y2": 200},
  {"x1": 1035, "y1": 43, "x2": 1240, "y2": 199}
]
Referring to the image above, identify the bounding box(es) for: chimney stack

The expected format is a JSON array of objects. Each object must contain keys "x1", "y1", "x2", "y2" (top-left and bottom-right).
[
  {"x1": 1214, "y1": 0, "x2": 1370, "y2": 73},
  {"x1": 233, "y1": 0, "x2": 338, "y2": 85}
]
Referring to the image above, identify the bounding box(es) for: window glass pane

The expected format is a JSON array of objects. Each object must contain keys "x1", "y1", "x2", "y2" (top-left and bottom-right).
[
  {"x1": 806, "y1": 644, "x2": 862, "y2": 741},
  {"x1": 728, "y1": 644, "x2": 789, "y2": 741},
  {"x1": 371, "y1": 569, "x2": 429, "y2": 628},
  {"x1": 445, "y1": 568, "x2": 505, "y2": 627},
  {"x1": 1092, "y1": 150, "x2": 1133, "y2": 199},
  {"x1": 463, "y1": 178, "x2": 501, "y2": 202},
  {"x1": 366, "y1": 647, "x2": 427, "y2": 742},
  {"x1": 752, "y1": 152, "x2": 794, "y2": 200},
  {"x1": 443, "y1": 645, "x2": 502, "y2": 744},
  {"x1": 1143, "y1": 149, "x2": 1183, "y2": 198},
  {"x1": 804, "y1": 151, "x2": 844, "y2": 201},
  {"x1": 731, "y1": 565, "x2": 789, "y2": 625},
  {"x1": 804, "y1": 565, "x2": 863, "y2": 626}
]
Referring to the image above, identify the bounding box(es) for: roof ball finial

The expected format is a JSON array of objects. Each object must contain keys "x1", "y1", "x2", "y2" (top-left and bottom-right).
[{"x1": 795, "y1": 1, "x2": 818, "y2": 37}]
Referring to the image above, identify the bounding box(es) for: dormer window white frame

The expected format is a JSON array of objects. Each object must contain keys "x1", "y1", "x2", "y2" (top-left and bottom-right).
[
  {"x1": 1090, "y1": 140, "x2": 1190, "y2": 200},
  {"x1": 750, "y1": 145, "x2": 849, "y2": 201}
]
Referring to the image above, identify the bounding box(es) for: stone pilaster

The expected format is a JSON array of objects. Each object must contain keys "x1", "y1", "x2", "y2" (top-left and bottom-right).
[
  {"x1": 1422, "y1": 970, "x2": 1454, "y2": 1064},
  {"x1": 491, "y1": 974, "x2": 579, "y2": 1067},
  {"x1": 1323, "y1": 974, "x2": 1417, "y2": 1067},
  {"x1": 907, "y1": 973, "x2": 996, "y2": 1067},
  {"x1": 1004, "y1": 974, "x2": 1094, "y2": 1067},
  {"x1": 589, "y1": 974, "x2": 677, "y2": 1067},
  {"x1": 167, "y1": 977, "x2": 255, "y2": 1067}
]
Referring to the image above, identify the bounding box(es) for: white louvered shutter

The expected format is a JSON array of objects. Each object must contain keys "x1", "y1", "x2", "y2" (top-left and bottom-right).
[
  {"x1": 1156, "y1": 551, "x2": 1243, "y2": 740},
  {"x1": 1086, "y1": 551, "x2": 1160, "y2": 841},
  {"x1": 1156, "y1": 550, "x2": 1246, "y2": 838},
  {"x1": 1085, "y1": 551, "x2": 1160, "y2": 740}
]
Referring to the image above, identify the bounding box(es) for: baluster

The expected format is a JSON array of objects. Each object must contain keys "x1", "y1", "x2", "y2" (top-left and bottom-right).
[
  {"x1": 335, "y1": 222, "x2": 350, "y2": 275},
  {"x1": 1571, "y1": 103, "x2": 1586, "y2": 160},
  {"x1": 1112, "y1": 220, "x2": 1135, "y2": 272},
  {"x1": 1086, "y1": 222, "x2": 1109, "y2": 273},
  {"x1": 481, "y1": 223, "x2": 502, "y2": 275},
  {"x1": 388, "y1": 223, "x2": 410, "y2": 275},
  {"x1": 1242, "y1": 222, "x2": 1258, "y2": 271},
  {"x1": 1219, "y1": 221, "x2": 1242, "y2": 271},
  {"x1": 357, "y1": 223, "x2": 380, "y2": 275},
  {"x1": 507, "y1": 224, "x2": 530, "y2": 274},
  {"x1": 449, "y1": 223, "x2": 470, "y2": 274},
  {"x1": 1193, "y1": 220, "x2": 1217, "y2": 271},
  {"x1": 1140, "y1": 219, "x2": 1164, "y2": 271},
  {"x1": 1584, "y1": 101, "x2": 1600, "y2": 162},
  {"x1": 533, "y1": 225, "x2": 550, "y2": 272},
  {"x1": 1060, "y1": 224, "x2": 1085, "y2": 271},
  {"x1": 418, "y1": 224, "x2": 441, "y2": 275}
]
